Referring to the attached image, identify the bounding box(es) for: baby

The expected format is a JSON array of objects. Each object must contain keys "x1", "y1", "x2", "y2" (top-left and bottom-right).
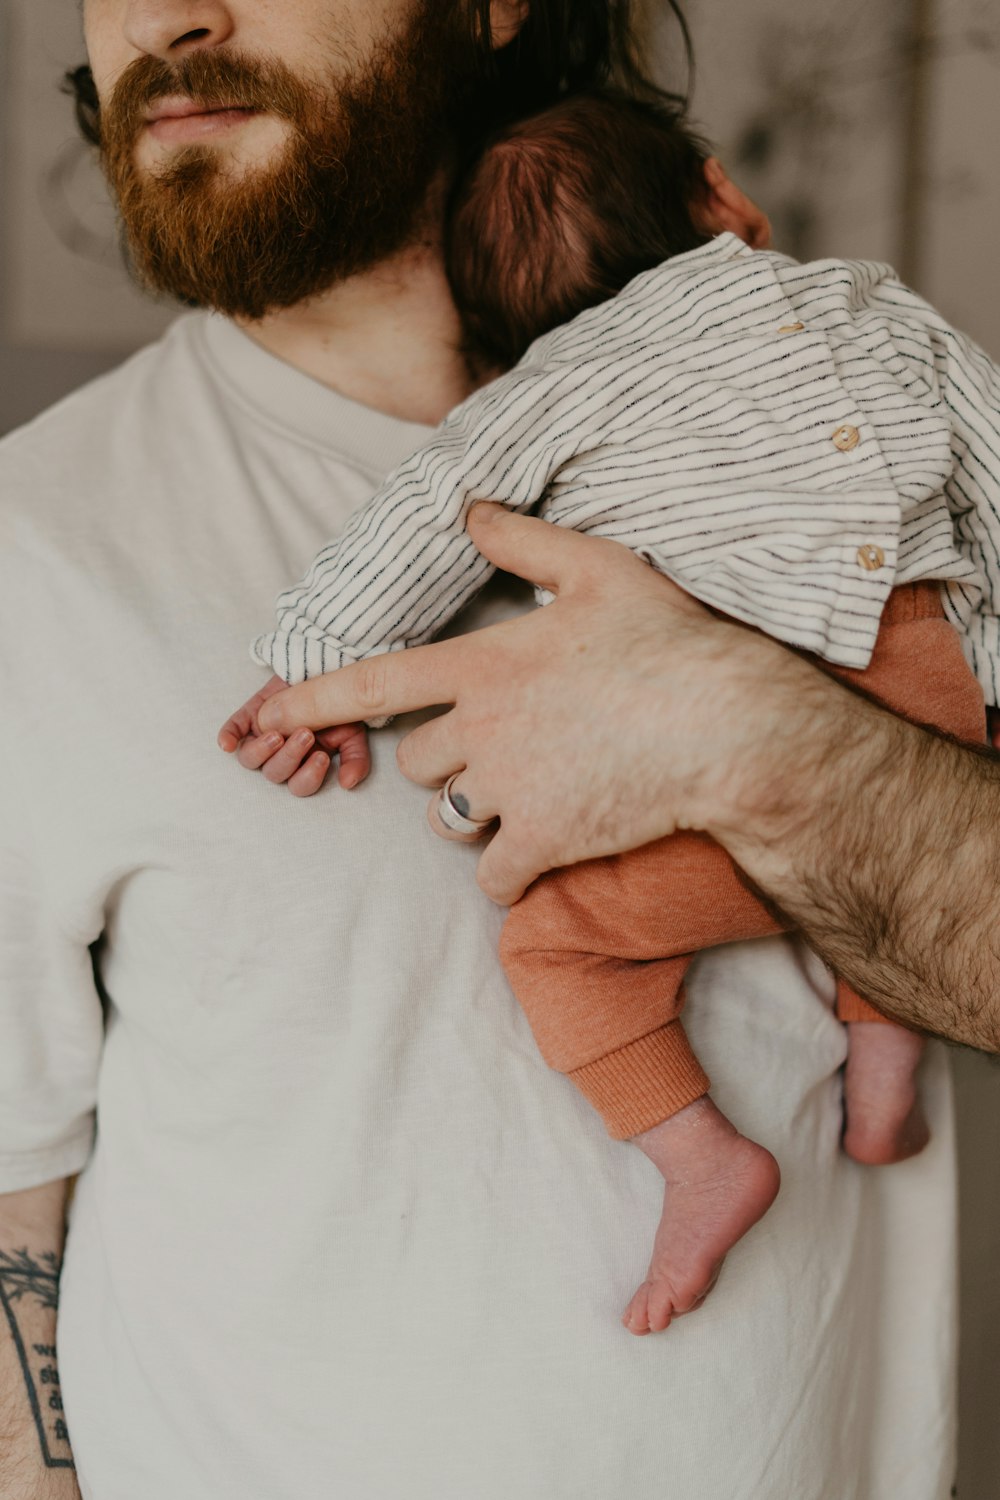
[{"x1": 220, "y1": 91, "x2": 997, "y2": 1335}]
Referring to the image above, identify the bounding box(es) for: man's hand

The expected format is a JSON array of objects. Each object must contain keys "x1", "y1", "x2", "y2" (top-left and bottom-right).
[
  {"x1": 255, "y1": 503, "x2": 1000, "y2": 1049},
  {"x1": 256, "y1": 503, "x2": 807, "y2": 902},
  {"x1": 219, "y1": 673, "x2": 371, "y2": 795}
]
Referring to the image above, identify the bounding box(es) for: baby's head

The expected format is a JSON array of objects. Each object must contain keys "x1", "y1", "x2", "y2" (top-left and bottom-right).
[{"x1": 447, "y1": 90, "x2": 714, "y2": 372}]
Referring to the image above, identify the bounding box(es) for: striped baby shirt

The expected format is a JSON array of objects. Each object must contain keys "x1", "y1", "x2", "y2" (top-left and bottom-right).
[{"x1": 252, "y1": 231, "x2": 1000, "y2": 705}]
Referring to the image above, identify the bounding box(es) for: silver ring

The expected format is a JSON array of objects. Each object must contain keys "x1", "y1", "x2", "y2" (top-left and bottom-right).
[{"x1": 436, "y1": 773, "x2": 494, "y2": 835}]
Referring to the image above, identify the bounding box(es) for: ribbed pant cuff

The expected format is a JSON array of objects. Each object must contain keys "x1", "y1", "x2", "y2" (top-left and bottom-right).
[{"x1": 568, "y1": 1022, "x2": 710, "y2": 1140}]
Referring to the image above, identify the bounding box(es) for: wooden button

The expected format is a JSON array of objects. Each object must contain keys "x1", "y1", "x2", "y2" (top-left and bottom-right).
[
  {"x1": 833, "y1": 424, "x2": 860, "y2": 452},
  {"x1": 779, "y1": 321, "x2": 805, "y2": 333},
  {"x1": 857, "y1": 545, "x2": 885, "y2": 571}
]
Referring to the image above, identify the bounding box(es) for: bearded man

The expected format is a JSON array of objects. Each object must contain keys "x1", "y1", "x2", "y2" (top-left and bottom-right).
[{"x1": 0, "y1": 2, "x2": 961, "y2": 1497}]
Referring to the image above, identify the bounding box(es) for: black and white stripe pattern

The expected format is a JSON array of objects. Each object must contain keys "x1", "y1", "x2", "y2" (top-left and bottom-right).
[{"x1": 252, "y1": 232, "x2": 1000, "y2": 703}]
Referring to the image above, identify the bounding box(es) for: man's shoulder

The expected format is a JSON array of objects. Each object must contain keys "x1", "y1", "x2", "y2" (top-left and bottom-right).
[
  {"x1": 0, "y1": 314, "x2": 203, "y2": 508},
  {"x1": 0, "y1": 315, "x2": 212, "y2": 603}
]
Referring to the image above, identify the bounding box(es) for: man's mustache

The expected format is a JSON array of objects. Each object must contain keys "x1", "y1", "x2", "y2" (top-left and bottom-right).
[{"x1": 104, "y1": 50, "x2": 310, "y2": 146}]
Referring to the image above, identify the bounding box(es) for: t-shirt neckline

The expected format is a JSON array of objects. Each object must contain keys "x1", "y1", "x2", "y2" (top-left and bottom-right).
[{"x1": 197, "y1": 312, "x2": 436, "y2": 472}]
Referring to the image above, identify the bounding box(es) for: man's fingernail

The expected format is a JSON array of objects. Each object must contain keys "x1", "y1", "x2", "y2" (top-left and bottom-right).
[{"x1": 264, "y1": 733, "x2": 283, "y2": 750}]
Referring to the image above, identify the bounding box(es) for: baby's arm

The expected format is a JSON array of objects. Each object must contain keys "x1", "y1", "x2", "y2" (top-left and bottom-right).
[
  {"x1": 218, "y1": 674, "x2": 370, "y2": 797},
  {"x1": 251, "y1": 367, "x2": 567, "y2": 685}
]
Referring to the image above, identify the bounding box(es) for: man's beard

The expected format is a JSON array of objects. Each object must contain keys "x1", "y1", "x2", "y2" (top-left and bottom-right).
[{"x1": 99, "y1": 5, "x2": 475, "y2": 320}]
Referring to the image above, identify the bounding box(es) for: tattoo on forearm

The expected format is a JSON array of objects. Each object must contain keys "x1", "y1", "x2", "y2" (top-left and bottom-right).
[{"x1": 0, "y1": 1248, "x2": 75, "y2": 1468}]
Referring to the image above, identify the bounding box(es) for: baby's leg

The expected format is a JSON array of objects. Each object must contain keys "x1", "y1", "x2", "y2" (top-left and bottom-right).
[
  {"x1": 501, "y1": 838, "x2": 787, "y2": 1336},
  {"x1": 622, "y1": 1095, "x2": 780, "y2": 1336},
  {"x1": 841, "y1": 1022, "x2": 929, "y2": 1166}
]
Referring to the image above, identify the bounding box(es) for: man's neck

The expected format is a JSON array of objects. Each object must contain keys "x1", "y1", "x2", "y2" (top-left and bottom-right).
[{"x1": 238, "y1": 241, "x2": 474, "y2": 428}]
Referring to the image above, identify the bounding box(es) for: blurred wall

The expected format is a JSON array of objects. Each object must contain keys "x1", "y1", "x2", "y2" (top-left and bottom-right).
[
  {"x1": 686, "y1": 4, "x2": 1000, "y2": 1494},
  {"x1": 0, "y1": 0, "x2": 171, "y2": 431},
  {"x1": 1, "y1": 0, "x2": 999, "y2": 1493}
]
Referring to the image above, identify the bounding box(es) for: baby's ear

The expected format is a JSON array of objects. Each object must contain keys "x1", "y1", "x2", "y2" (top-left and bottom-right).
[{"x1": 695, "y1": 159, "x2": 772, "y2": 250}]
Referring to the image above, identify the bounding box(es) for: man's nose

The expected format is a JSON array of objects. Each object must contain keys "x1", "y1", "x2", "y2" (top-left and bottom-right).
[{"x1": 122, "y1": 0, "x2": 235, "y2": 61}]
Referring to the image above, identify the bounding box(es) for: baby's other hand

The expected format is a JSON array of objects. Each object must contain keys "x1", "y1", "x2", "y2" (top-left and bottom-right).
[
  {"x1": 988, "y1": 707, "x2": 1000, "y2": 751},
  {"x1": 218, "y1": 675, "x2": 371, "y2": 797}
]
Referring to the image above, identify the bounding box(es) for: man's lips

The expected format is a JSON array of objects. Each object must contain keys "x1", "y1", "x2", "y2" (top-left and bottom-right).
[{"x1": 143, "y1": 98, "x2": 262, "y2": 143}]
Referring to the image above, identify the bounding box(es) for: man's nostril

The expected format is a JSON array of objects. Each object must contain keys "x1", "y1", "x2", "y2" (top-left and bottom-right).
[{"x1": 172, "y1": 29, "x2": 212, "y2": 49}]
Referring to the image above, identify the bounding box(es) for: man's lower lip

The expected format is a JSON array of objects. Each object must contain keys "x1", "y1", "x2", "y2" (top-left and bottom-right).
[{"x1": 146, "y1": 108, "x2": 259, "y2": 144}]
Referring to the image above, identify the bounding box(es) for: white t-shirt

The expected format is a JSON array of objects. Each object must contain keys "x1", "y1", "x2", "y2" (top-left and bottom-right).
[{"x1": 0, "y1": 314, "x2": 957, "y2": 1500}]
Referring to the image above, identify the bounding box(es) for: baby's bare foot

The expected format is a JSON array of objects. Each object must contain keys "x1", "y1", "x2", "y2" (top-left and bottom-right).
[
  {"x1": 842, "y1": 1022, "x2": 929, "y2": 1166},
  {"x1": 622, "y1": 1097, "x2": 780, "y2": 1337}
]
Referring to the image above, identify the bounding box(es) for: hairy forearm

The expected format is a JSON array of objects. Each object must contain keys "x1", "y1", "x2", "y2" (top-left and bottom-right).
[
  {"x1": 710, "y1": 659, "x2": 1000, "y2": 1051},
  {"x1": 0, "y1": 1180, "x2": 79, "y2": 1497}
]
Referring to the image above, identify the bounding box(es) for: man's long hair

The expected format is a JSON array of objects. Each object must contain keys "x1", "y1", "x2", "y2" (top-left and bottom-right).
[{"x1": 63, "y1": 1, "x2": 693, "y2": 147}]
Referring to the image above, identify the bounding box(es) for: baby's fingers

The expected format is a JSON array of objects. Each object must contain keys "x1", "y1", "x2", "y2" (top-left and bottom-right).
[
  {"x1": 260, "y1": 728, "x2": 319, "y2": 784},
  {"x1": 232, "y1": 728, "x2": 334, "y2": 796},
  {"x1": 287, "y1": 749, "x2": 333, "y2": 798},
  {"x1": 316, "y1": 723, "x2": 371, "y2": 789},
  {"x1": 219, "y1": 675, "x2": 288, "y2": 752},
  {"x1": 236, "y1": 731, "x2": 286, "y2": 770},
  {"x1": 218, "y1": 704, "x2": 257, "y2": 753}
]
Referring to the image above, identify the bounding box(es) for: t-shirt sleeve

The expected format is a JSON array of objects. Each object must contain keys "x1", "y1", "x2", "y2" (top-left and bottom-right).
[{"x1": 0, "y1": 769, "x2": 104, "y2": 1192}]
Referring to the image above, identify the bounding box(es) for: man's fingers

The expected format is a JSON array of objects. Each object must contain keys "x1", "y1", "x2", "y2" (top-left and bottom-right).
[
  {"x1": 395, "y1": 712, "x2": 461, "y2": 787},
  {"x1": 256, "y1": 642, "x2": 468, "y2": 735},
  {"x1": 473, "y1": 827, "x2": 539, "y2": 906},
  {"x1": 466, "y1": 502, "x2": 631, "y2": 596}
]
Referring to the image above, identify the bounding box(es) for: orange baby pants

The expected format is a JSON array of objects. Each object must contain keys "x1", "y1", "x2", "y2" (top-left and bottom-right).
[{"x1": 499, "y1": 583, "x2": 987, "y2": 1140}]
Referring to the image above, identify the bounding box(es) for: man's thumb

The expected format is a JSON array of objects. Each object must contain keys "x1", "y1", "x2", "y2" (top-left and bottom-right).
[{"x1": 467, "y1": 502, "x2": 615, "y2": 595}]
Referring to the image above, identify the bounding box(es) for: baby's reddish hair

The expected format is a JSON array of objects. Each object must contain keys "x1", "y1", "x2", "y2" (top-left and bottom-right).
[{"x1": 447, "y1": 90, "x2": 712, "y2": 370}]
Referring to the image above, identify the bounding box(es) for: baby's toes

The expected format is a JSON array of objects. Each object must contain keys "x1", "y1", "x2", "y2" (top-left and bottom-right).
[
  {"x1": 622, "y1": 1282, "x2": 658, "y2": 1337},
  {"x1": 643, "y1": 1277, "x2": 681, "y2": 1334}
]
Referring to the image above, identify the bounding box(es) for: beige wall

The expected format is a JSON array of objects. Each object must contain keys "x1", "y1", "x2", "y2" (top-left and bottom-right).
[{"x1": 2, "y1": 0, "x2": 999, "y2": 1489}]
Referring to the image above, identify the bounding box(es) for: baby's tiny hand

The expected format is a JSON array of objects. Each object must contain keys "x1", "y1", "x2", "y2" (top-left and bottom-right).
[
  {"x1": 218, "y1": 675, "x2": 371, "y2": 797},
  {"x1": 988, "y1": 706, "x2": 1000, "y2": 751}
]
